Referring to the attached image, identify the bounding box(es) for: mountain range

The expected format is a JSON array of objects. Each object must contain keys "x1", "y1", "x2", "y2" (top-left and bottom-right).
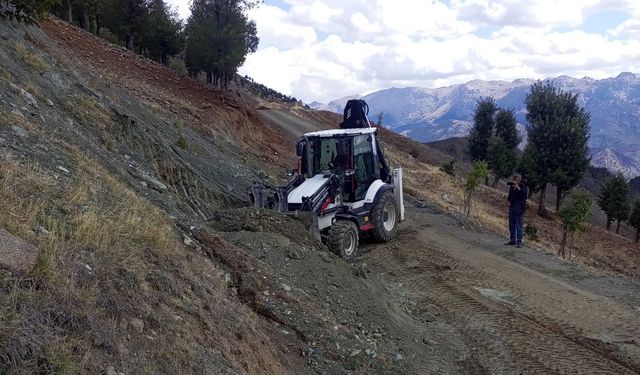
[{"x1": 311, "y1": 73, "x2": 640, "y2": 178}]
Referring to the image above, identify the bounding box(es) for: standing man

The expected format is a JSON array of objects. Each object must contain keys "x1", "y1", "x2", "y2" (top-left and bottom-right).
[{"x1": 506, "y1": 174, "x2": 528, "y2": 248}]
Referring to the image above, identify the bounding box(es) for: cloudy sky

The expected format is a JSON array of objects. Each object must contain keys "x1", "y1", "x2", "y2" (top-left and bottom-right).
[{"x1": 167, "y1": 0, "x2": 640, "y2": 103}]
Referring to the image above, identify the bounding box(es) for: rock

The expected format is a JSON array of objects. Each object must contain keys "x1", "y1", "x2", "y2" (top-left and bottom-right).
[
  {"x1": 286, "y1": 248, "x2": 304, "y2": 260},
  {"x1": 105, "y1": 366, "x2": 117, "y2": 375},
  {"x1": 421, "y1": 312, "x2": 437, "y2": 322},
  {"x1": 173, "y1": 315, "x2": 183, "y2": 322},
  {"x1": 139, "y1": 172, "x2": 167, "y2": 192},
  {"x1": 442, "y1": 193, "x2": 453, "y2": 204},
  {"x1": 423, "y1": 337, "x2": 437, "y2": 346},
  {"x1": 46, "y1": 99, "x2": 53, "y2": 107},
  {"x1": 11, "y1": 125, "x2": 27, "y2": 137},
  {"x1": 350, "y1": 349, "x2": 361, "y2": 357},
  {"x1": 183, "y1": 235, "x2": 195, "y2": 247},
  {"x1": 307, "y1": 347, "x2": 323, "y2": 358},
  {"x1": 0, "y1": 228, "x2": 38, "y2": 276},
  {"x1": 117, "y1": 342, "x2": 129, "y2": 356},
  {"x1": 9, "y1": 83, "x2": 38, "y2": 107},
  {"x1": 365, "y1": 349, "x2": 371, "y2": 356},
  {"x1": 356, "y1": 322, "x2": 363, "y2": 329},
  {"x1": 140, "y1": 181, "x2": 148, "y2": 187},
  {"x1": 34, "y1": 225, "x2": 49, "y2": 236},
  {"x1": 282, "y1": 284, "x2": 292, "y2": 292},
  {"x1": 57, "y1": 166, "x2": 70, "y2": 174},
  {"x1": 355, "y1": 265, "x2": 367, "y2": 279},
  {"x1": 130, "y1": 318, "x2": 144, "y2": 334},
  {"x1": 119, "y1": 319, "x2": 129, "y2": 330},
  {"x1": 318, "y1": 251, "x2": 332, "y2": 263}
]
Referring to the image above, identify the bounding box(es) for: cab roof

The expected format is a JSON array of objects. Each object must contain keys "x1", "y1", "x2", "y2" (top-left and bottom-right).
[{"x1": 303, "y1": 127, "x2": 377, "y2": 138}]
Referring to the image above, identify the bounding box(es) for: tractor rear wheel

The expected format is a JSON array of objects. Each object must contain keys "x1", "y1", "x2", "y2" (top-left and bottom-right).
[
  {"x1": 327, "y1": 220, "x2": 359, "y2": 260},
  {"x1": 370, "y1": 190, "x2": 398, "y2": 243}
]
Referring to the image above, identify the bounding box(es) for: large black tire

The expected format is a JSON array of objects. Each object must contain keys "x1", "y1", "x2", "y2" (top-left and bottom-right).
[
  {"x1": 327, "y1": 220, "x2": 359, "y2": 260},
  {"x1": 370, "y1": 189, "x2": 398, "y2": 243}
]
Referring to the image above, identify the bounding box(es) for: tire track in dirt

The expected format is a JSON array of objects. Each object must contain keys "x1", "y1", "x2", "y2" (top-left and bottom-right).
[{"x1": 364, "y1": 211, "x2": 640, "y2": 374}]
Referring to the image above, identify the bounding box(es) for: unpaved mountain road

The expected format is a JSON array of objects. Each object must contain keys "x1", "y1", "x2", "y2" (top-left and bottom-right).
[{"x1": 361, "y1": 207, "x2": 640, "y2": 374}]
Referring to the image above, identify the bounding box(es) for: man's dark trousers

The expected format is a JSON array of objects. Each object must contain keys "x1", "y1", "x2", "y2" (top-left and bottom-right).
[{"x1": 509, "y1": 207, "x2": 524, "y2": 244}]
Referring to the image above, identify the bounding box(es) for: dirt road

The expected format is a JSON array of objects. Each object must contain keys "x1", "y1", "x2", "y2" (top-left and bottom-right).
[{"x1": 362, "y1": 206, "x2": 640, "y2": 374}]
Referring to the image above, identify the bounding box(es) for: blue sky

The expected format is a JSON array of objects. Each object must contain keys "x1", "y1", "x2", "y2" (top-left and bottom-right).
[{"x1": 167, "y1": 0, "x2": 640, "y2": 102}]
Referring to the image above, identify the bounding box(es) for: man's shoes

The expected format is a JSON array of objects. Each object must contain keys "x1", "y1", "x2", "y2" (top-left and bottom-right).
[
  {"x1": 516, "y1": 243, "x2": 522, "y2": 248},
  {"x1": 505, "y1": 241, "x2": 516, "y2": 246}
]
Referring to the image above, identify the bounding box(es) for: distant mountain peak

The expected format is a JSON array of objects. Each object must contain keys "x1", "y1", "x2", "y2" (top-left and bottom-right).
[{"x1": 310, "y1": 73, "x2": 640, "y2": 178}]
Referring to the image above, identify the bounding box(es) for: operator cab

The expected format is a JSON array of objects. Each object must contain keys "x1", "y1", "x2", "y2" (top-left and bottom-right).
[{"x1": 297, "y1": 128, "x2": 389, "y2": 202}]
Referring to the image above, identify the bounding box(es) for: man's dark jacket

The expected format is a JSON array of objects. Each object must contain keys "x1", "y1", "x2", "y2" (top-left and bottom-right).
[{"x1": 508, "y1": 184, "x2": 528, "y2": 215}]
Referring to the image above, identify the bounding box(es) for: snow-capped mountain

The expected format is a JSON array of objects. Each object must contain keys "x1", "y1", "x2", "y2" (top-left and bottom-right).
[
  {"x1": 591, "y1": 148, "x2": 640, "y2": 179},
  {"x1": 311, "y1": 73, "x2": 640, "y2": 177}
]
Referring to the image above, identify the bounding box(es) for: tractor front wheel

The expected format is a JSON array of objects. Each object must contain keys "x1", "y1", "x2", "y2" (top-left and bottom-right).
[
  {"x1": 370, "y1": 190, "x2": 398, "y2": 243},
  {"x1": 327, "y1": 220, "x2": 359, "y2": 260}
]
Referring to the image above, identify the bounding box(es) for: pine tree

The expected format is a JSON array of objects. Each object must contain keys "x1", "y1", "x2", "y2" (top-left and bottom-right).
[
  {"x1": 487, "y1": 108, "x2": 520, "y2": 187},
  {"x1": 629, "y1": 200, "x2": 640, "y2": 243},
  {"x1": 186, "y1": 0, "x2": 259, "y2": 89},
  {"x1": 523, "y1": 82, "x2": 590, "y2": 216},
  {"x1": 141, "y1": 0, "x2": 183, "y2": 64},
  {"x1": 597, "y1": 174, "x2": 630, "y2": 234},
  {"x1": 467, "y1": 97, "x2": 497, "y2": 163},
  {"x1": 550, "y1": 95, "x2": 590, "y2": 210}
]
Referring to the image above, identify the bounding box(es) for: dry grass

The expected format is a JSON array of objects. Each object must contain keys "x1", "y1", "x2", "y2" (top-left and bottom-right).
[
  {"x1": 64, "y1": 95, "x2": 112, "y2": 129},
  {"x1": 13, "y1": 42, "x2": 50, "y2": 73},
  {"x1": 386, "y1": 144, "x2": 640, "y2": 278},
  {"x1": 0, "y1": 64, "x2": 10, "y2": 88},
  {"x1": 0, "y1": 149, "x2": 177, "y2": 373}
]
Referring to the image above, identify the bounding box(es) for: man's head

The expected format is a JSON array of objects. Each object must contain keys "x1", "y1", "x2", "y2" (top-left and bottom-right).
[{"x1": 513, "y1": 174, "x2": 521, "y2": 183}]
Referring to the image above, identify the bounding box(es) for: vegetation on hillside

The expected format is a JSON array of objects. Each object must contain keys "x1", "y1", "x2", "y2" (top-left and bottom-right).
[
  {"x1": 2, "y1": 0, "x2": 259, "y2": 91},
  {"x1": 598, "y1": 174, "x2": 631, "y2": 234},
  {"x1": 630, "y1": 200, "x2": 640, "y2": 242},
  {"x1": 467, "y1": 98, "x2": 520, "y2": 187},
  {"x1": 558, "y1": 190, "x2": 592, "y2": 259},
  {"x1": 521, "y1": 82, "x2": 590, "y2": 215}
]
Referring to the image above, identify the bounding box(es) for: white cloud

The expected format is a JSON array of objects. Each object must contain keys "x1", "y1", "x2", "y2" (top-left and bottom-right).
[{"x1": 165, "y1": 0, "x2": 639, "y2": 103}]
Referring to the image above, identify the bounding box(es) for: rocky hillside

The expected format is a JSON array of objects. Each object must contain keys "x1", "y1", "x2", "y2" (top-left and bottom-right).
[
  {"x1": 0, "y1": 17, "x2": 503, "y2": 375},
  {"x1": 313, "y1": 74, "x2": 640, "y2": 178}
]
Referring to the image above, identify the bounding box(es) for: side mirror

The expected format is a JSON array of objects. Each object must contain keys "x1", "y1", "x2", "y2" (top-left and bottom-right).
[
  {"x1": 287, "y1": 169, "x2": 296, "y2": 177},
  {"x1": 296, "y1": 140, "x2": 305, "y2": 157}
]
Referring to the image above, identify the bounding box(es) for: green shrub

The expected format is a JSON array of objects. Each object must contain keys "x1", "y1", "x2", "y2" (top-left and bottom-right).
[
  {"x1": 168, "y1": 57, "x2": 188, "y2": 76},
  {"x1": 176, "y1": 133, "x2": 188, "y2": 149},
  {"x1": 98, "y1": 27, "x2": 120, "y2": 45},
  {"x1": 462, "y1": 160, "x2": 489, "y2": 217},
  {"x1": 439, "y1": 159, "x2": 456, "y2": 177},
  {"x1": 558, "y1": 190, "x2": 592, "y2": 258},
  {"x1": 525, "y1": 224, "x2": 538, "y2": 241}
]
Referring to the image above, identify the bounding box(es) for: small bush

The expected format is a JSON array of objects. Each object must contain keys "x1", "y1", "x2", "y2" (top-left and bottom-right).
[
  {"x1": 13, "y1": 42, "x2": 50, "y2": 73},
  {"x1": 558, "y1": 190, "x2": 592, "y2": 259},
  {"x1": 439, "y1": 159, "x2": 456, "y2": 177},
  {"x1": 168, "y1": 57, "x2": 188, "y2": 76},
  {"x1": 525, "y1": 224, "x2": 538, "y2": 241},
  {"x1": 176, "y1": 133, "x2": 188, "y2": 149},
  {"x1": 462, "y1": 160, "x2": 489, "y2": 217},
  {"x1": 97, "y1": 27, "x2": 119, "y2": 45},
  {"x1": 0, "y1": 0, "x2": 55, "y2": 23}
]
